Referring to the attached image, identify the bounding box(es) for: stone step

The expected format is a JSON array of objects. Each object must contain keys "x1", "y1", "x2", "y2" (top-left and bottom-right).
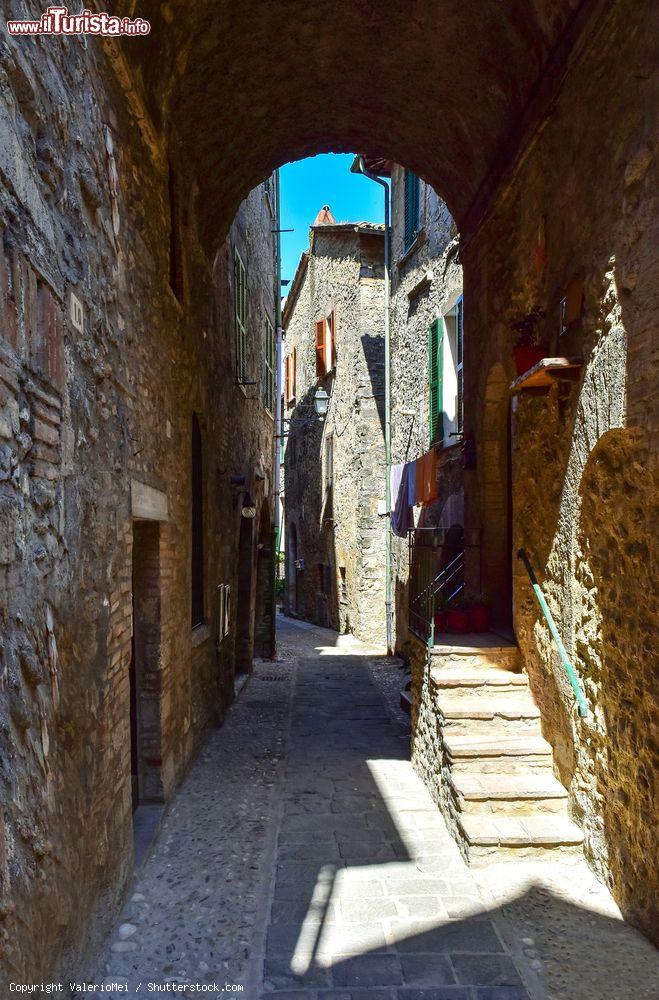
[
  {"x1": 436, "y1": 691, "x2": 541, "y2": 736},
  {"x1": 458, "y1": 813, "x2": 584, "y2": 863},
  {"x1": 431, "y1": 665, "x2": 528, "y2": 691},
  {"x1": 445, "y1": 733, "x2": 552, "y2": 758},
  {"x1": 436, "y1": 692, "x2": 540, "y2": 719},
  {"x1": 430, "y1": 635, "x2": 520, "y2": 672},
  {"x1": 449, "y1": 771, "x2": 569, "y2": 816}
]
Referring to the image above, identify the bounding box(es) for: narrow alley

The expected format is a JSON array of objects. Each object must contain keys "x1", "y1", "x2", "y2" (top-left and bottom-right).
[
  {"x1": 93, "y1": 617, "x2": 658, "y2": 1000},
  {"x1": 0, "y1": 1, "x2": 657, "y2": 993}
]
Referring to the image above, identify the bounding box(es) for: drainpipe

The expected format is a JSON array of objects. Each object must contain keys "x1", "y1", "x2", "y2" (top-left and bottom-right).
[
  {"x1": 350, "y1": 155, "x2": 392, "y2": 654},
  {"x1": 271, "y1": 168, "x2": 283, "y2": 658}
]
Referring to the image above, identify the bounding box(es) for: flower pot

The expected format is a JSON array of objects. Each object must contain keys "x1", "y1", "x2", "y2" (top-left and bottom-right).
[
  {"x1": 467, "y1": 604, "x2": 490, "y2": 633},
  {"x1": 434, "y1": 610, "x2": 447, "y2": 633},
  {"x1": 514, "y1": 345, "x2": 547, "y2": 375},
  {"x1": 446, "y1": 609, "x2": 470, "y2": 633}
]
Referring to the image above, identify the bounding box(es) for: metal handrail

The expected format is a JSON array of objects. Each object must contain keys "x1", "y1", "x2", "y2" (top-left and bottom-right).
[{"x1": 517, "y1": 548, "x2": 588, "y2": 718}]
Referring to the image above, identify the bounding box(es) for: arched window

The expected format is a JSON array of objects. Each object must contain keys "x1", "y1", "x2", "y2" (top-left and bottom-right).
[{"x1": 191, "y1": 413, "x2": 204, "y2": 627}]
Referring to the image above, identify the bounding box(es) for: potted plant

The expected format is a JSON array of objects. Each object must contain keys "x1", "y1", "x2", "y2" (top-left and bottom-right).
[
  {"x1": 446, "y1": 605, "x2": 470, "y2": 633},
  {"x1": 512, "y1": 306, "x2": 548, "y2": 375},
  {"x1": 464, "y1": 591, "x2": 491, "y2": 633}
]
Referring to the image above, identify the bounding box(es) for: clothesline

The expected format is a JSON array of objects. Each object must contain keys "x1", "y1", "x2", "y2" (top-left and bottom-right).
[{"x1": 390, "y1": 449, "x2": 438, "y2": 538}]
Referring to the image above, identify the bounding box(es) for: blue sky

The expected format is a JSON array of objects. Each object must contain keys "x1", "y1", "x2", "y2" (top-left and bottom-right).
[{"x1": 279, "y1": 153, "x2": 385, "y2": 286}]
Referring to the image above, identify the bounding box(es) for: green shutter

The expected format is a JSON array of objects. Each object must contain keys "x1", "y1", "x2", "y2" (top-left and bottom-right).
[
  {"x1": 404, "y1": 170, "x2": 420, "y2": 251},
  {"x1": 262, "y1": 316, "x2": 275, "y2": 413},
  {"x1": 456, "y1": 297, "x2": 464, "y2": 433},
  {"x1": 428, "y1": 318, "x2": 443, "y2": 445},
  {"x1": 234, "y1": 250, "x2": 246, "y2": 383}
]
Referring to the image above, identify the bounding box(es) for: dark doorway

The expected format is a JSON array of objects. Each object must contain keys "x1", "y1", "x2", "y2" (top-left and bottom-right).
[
  {"x1": 130, "y1": 520, "x2": 164, "y2": 808},
  {"x1": 288, "y1": 523, "x2": 298, "y2": 615},
  {"x1": 254, "y1": 504, "x2": 274, "y2": 657},
  {"x1": 235, "y1": 514, "x2": 255, "y2": 675}
]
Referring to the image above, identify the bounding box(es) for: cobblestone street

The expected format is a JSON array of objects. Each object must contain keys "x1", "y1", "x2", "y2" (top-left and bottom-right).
[{"x1": 94, "y1": 617, "x2": 658, "y2": 1000}]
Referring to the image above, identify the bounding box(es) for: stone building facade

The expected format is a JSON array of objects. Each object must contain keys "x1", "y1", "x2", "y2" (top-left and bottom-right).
[
  {"x1": 0, "y1": 35, "x2": 278, "y2": 987},
  {"x1": 282, "y1": 213, "x2": 387, "y2": 645},
  {"x1": 385, "y1": 166, "x2": 466, "y2": 652}
]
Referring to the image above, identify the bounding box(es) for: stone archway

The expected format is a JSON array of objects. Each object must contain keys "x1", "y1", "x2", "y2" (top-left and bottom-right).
[{"x1": 122, "y1": 0, "x2": 609, "y2": 249}]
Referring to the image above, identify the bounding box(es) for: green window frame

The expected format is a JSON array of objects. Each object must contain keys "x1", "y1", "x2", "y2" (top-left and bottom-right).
[
  {"x1": 262, "y1": 315, "x2": 275, "y2": 414},
  {"x1": 428, "y1": 317, "x2": 443, "y2": 445},
  {"x1": 404, "y1": 169, "x2": 421, "y2": 251},
  {"x1": 234, "y1": 249, "x2": 247, "y2": 384},
  {"x1": 455, "y1": 296, "x2": 464, "y2": 435}
]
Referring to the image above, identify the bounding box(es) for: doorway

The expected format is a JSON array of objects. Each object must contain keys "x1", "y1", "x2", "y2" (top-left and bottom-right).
[
  {"x1": 235, "y1": 514, "x2": 255, "y2": 674},
  {"x1": 130, "y1": 520, "x2": 164, "y2": 809},
  {"x1": 287, "y1": 523, "x2": 298, "y2": 615}
]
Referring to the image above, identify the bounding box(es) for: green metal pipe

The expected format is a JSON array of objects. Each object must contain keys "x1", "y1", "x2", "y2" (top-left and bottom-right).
[{"x1": 517, "y1": 548, "x2": 588, "y2": 718}]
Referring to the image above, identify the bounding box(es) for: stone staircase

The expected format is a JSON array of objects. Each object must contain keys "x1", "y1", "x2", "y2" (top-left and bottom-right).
[{"x1": 427, "y1": 636, "x2": 583, "y2": 865}]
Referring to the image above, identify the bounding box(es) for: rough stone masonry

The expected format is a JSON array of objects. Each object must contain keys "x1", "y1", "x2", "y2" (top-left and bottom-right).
[{"x1": 0, "y1": 26, "x2": 277, "y2": 988}]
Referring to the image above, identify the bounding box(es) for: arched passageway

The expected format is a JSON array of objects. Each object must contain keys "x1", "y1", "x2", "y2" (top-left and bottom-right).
[
  {"x1": 0, "y1": 0, "x2": 655, "y2": 985},
  {"x1": 122, "y1": 0, "x2": 613, "y2": 247}
]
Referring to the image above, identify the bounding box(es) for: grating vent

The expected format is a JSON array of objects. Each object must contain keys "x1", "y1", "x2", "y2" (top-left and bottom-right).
[{"x1": 257, "y1": 674, "x2": 288, "y2": 682}]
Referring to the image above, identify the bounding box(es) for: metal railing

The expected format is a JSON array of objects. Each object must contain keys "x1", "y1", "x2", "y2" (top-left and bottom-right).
[
  {"x1": 517, "y1": 548, "x2": 588, "y2": 718},
  {"x1": 408, "y1": 528, "x2": 477, "y2": 646}
]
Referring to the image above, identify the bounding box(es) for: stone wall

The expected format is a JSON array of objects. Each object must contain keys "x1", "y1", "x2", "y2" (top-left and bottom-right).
[
  {"x1": 460, "y1": 0, "x2": 657, "y2": 940},
  {"x1": 283, "y1": 223, "x2": 387, "y2": 645},
  {"x1": 0, "y1": 34, "x2": 276, "y2": 986},
  {"x1": 388, "y1": 170, "x2": 464, "y2": 648}
]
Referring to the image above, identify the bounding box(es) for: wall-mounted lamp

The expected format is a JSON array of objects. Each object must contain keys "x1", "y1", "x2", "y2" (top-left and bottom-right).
[
  {"x1": 241, "y1": 493, "x2": 257, "y2": 518},
  {"x1": 313, "y1": 387, "x2": 329, "y2": 418}
]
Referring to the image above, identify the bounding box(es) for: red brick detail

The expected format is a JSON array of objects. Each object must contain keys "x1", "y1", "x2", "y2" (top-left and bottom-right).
[
  {"x1": 0, "y1": 237, "x2": 19, "y2": 350},
  {"x1": 34, "y1": 282, "x2": 64, "y2": 393}
]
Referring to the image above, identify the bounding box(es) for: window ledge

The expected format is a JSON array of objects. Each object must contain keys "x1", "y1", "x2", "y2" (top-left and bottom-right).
[
  {"x1": 191, "y1": 623, "x2": 211, "y2": 647},
  {"x1": 397, "y1": 229, "x2": 427, "y2": 268}
]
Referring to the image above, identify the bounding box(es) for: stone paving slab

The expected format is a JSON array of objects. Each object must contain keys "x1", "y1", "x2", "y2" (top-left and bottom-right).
[{"x1": 91, "y1": 616, "x2": 658, "y2": 1000}]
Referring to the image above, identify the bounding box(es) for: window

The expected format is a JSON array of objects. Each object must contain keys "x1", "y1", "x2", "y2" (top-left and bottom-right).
[
  {"x1": 315, "y1": 308, "x2": 336, "y2": 377},
  {"x1": 191, "y1": 414, "x2": 204, "y2": 627},
  {"x1": 168, "y1": 164, "x2": 184, "y2": 301},
  {"x1": 403, "y1": 169, "x2": 421, "y2": 251},
  {"x1": 262, "y1": 316, "x2": 275, "y2": 414},
  {"x1": 285, "y1": 347, "x2": 297, "y2": 403},
  {"x1": 429, "y1": 296, "x2": 464, "y2": 446},
  {"x1": 234, "y1": 249, "x2": 247, "y2": 384},
  {"x1": 339, "y1": 567, "x2": 348, "y2": 603}
]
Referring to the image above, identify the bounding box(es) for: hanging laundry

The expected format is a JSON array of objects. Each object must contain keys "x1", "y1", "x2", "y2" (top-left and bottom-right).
[
  {"x1": 415, "y1": 453, "x2": 425, "y2": 503},
  {"x1": 406, "y1": 460, "x2": 417, "y2": 508},
  {"x1": 424, "y1": 448, "x2": 438, "y2": 503},
  {"x1": 390, "y1": 462, "x2": 410, "y2": 538}
]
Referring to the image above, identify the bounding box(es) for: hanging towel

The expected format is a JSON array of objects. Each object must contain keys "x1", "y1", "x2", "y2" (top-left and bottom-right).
[
  {"x1": 415, "y1": 454, "x2": 425, "y2": 503},
  {"x1": 406, "y1": 460, "x2": 417, "y2": 507},
  {"x1": 424, "y1": 448, "x2": 438, "y2": 504},
  {"x1": 390, "y1": 462, "x2": 410, "y2": 538}
]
